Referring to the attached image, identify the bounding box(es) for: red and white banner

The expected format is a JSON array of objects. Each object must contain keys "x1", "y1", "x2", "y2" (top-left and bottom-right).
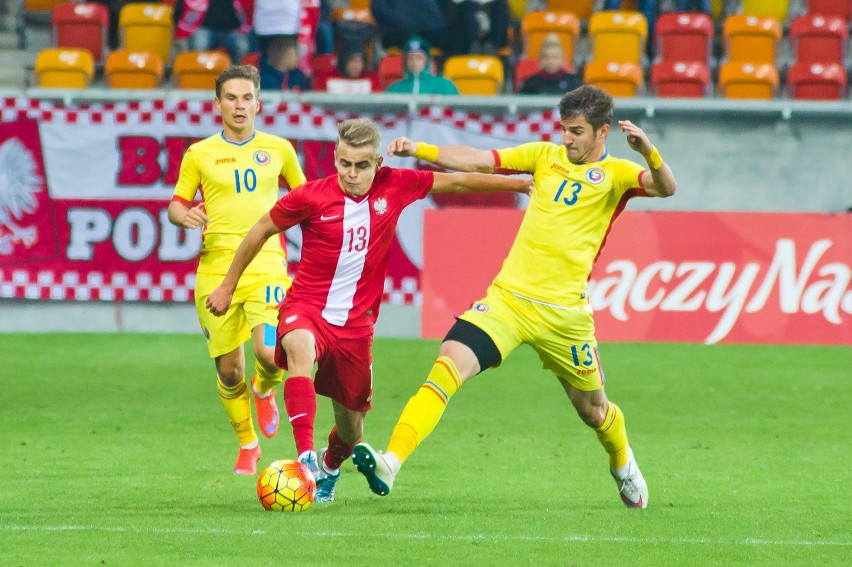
[
  {"x1": 0, "y1": 100, "x2": 420, "y2": 303},
  {"x1": 422, "y1": 209, "x2": 851, "y2": 345}
]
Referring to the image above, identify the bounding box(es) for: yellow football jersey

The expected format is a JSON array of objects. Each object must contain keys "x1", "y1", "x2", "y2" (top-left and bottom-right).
[
  {"x1": 173, "y1": 130, "x2": 306, "y2": 275},
  {"x1": 494, "y1": 142, "x2": 645, "y2": 308}
]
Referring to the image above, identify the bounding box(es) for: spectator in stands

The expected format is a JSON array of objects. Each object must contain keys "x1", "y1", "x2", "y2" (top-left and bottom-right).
[
  {"x1": 471, "y1": 0, "x2": 511, "y2": 55},
  {"x1": 259, "y1": 36, "x2": 311, "y2": 92},
  {"x1": 316, "y1": 43, "x2": 382, "y2": 93},
  {"x1": 316, "y1": 0, "x2": 335, "y2": 55},
  {"x1": 174, "y1": 0, "x2": 253, "y2": 65},
  {"x1": 252, "y1": 0, "x2": 300, "y2": 62},
  {"x1": 385, "y1": 36, "x2": 459, "y2": 95},
  {"x1": 602, "y1": 0, "x2": 657, "y2": 57},
  {"x1": 674, "y1": 0, "x2": 711, "y2": 12},
  {"x1": 519, "y1": 34, "x2": 581, "y2": 95},
  {"x1": 371, "y1": 0, "x2": 477, "y2": 56}
]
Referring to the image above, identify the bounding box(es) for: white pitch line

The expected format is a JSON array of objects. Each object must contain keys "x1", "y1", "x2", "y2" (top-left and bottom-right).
[{"x1": 2, "y1": 525, "x2": 850, "y2": 547}]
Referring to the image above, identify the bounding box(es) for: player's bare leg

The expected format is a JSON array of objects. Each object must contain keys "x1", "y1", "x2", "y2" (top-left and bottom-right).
[
  {"x1": 562, "y1": 381, "x2": 648, "y2": 508},
  {"x1": 215, "y1": 346, "x2": 260, "y2": 474},
  {"x1": 250, "y1": 325, "x2": 283, "y2": 438}
]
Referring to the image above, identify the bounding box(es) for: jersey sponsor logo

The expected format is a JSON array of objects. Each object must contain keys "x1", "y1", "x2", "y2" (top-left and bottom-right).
[
  {"x1": 373, "y1": 197, "x2": 388, "y2": 215},
  {"x1": 473, "y1": 302, "x2": 489, "y2": 313},
  {"x1": 253, "y1": 150, "x2": 271, "y2": 166},
  {"x1": 215, "y1": 157, "x2": 236, "y2": 165},
  {"x1": 320, "y1": 214, "x2": 339, "y2": 221},
  {"x1": 586, "y1": 167, "x2": 605, "y2": 185}
]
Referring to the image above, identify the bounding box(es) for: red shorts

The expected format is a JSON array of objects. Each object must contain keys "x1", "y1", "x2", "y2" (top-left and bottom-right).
[{"x1": 275, "y1": 305, "x2": 374, "y2": 412}]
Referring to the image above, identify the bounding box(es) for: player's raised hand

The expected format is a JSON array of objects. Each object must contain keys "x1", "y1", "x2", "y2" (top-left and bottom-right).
[
  {"x1": 206, "y1": 285, "x2": 232, "y2": 316},
  {"x1": 182, "y1": 202, "x2": 209, "y2": 230},
  {"x1": 617, "y1": 120, "x2": 652, "y2": 155},
  {"x1": 386, "y1": 137, "x2": 418, "y2": 157}
]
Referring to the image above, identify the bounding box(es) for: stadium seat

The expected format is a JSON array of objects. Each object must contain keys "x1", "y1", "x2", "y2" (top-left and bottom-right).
[
  {"x1": 545, "y1": 0, "x2": 596, "y2": 21},
  {"x1": 349, "y1": 0, "x2": 371, "y2": 9},
  {"x1": 588, "y1": 10, "x2": 648, "y2": 64},
  {"x1": 583, "y1": 60, "x2": 644, "y2": 97},
  {"x1": 240, "y1": 52, "x2": 260, "y2": 68},
  {"x1": 711, "y1": 0, "x2": 725, "y2": 20},
  {"x1": 654, "y1": 12, "x2": 714, "y2": 64},
  {"x1": 443, "y1": 55, "x2": 504, "y2": 95},
  {"x1": 512, "y1": 57, "x2": 574, "y2": 92},
  {"x1": 172, "y1": 51, "x2": 232, "y2": 90},
  {"x1": 34, "y1": 47, "x2": 94, "y2": 88},
  {"x1": 787, "y1": 62, "x2": 847, "y2": 100},
  {"x1": 741, "y1": 0, "x2": 789, "y2": 23},
  {"x1": 718, "y1": 61, "x2": 779, "y2": 99},
  {"x1": 51, "y1": 2, "x2": 110, "y2": 63},
  {"x1": 789, "y1": 15, "x2": 848, "y2": 66},
  {"x1": 650, "y1": 60, "x2": 710, "y2": 98},
  {"x1": 806, "y1": 0, "x2": 852, "y2": 22},
  {"x1": 118, "y1": 3, "x2": 174, "y2": 65},
  {"x1": 378, "y1": 54, "x2": 402, "y2": 90},
  {"x1": 24, "y1": 0, "x2": 66, "y2": 12},
  {"x1": 723, "y1": 14, "x2": 782, "y2": 65},
  {"x1": 520, "y1": 11, "x2": 580, "y2": 62},
  {"x1": 104, "y1": 50, "x2": 163, "y2": 89}
]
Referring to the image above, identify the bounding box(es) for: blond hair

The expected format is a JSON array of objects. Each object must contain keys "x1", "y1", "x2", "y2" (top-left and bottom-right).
[{"x1": 336, "y1": 118, "x2": 381, "y2": 153}]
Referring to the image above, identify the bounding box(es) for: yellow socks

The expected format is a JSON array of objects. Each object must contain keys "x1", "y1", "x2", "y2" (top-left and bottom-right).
[
  {"x1": 217, "y1": 378, "x2": 257, "y2": 448},
  {"x1": 595, "y1": 402, "x2": 630, "y2": 469},
  {"x1": 252, "y1": 359, "x2": 283, "y2": 397},
  {"x1": 387, "y1": 356, "x2": 462, "y2": 464}
]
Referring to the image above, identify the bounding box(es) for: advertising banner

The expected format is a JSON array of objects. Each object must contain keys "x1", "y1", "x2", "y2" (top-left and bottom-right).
[{"x1": 422, "y1": 209, "x2": 851, "y2": 345}]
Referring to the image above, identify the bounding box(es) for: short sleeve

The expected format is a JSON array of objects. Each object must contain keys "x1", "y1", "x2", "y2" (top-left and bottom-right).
[
  {"x1": 173, "y1": 148, "x2": 200, "y2": 203},
  {"x1": 386, "y1": 167, "x2": 434, "y2": 206},
  {"x1": 610, "y1": 158, "x2": 647, "y2": 196},
  {"x1": 495, "y1": 142, "x2": 550, "y2": 174},
  {"x1": 277, "y1": 139, "x2": 306, "y2": 190},
  {"x1": 269, "y1": 184, "x2": 311, "y2": 230}
]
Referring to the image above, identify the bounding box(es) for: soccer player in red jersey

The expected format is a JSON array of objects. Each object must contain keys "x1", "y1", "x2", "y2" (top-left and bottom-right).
[{"x1": 206, "y1": 118, "x2": 532, "y2": 502}]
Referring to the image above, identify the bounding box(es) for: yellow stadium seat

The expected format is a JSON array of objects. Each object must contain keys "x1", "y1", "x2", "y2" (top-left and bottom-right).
[
  {"x1": 723, "y1": 14, "x2": 782, "y2": 64},
  {"x1": 741, "y1": 0, "x2": 789, "y2": 23},
  {"x1": 443, "y1": 55, "x2": 504, "y2": 95},
  {"x1": 588, "y1": 10, "x2": 648, "y2": 64},
  {"x1": 104, "y1": 50, "x2": 164, "y2": 89},
  {"x1": 545, "y1": 0, "x2": 596, "y2": 20},
  {"x1": 172, "y1": 51, "x2": 232, "y2": 90},
  {"x1": 34, "y1": 47, "x2": 94, "y2": 88},
  {"x1": 583, "y1": 60, "x2": 644, "y2": 97},
  {"x1": 348, "y1": 0, "x2": 371, "y2": 9},
  {"x1": 718, "y1": 61, "x2": 779, "y2": 99},
  {"x1": 24, "y1": 0, "x2": 66, "y2": 13},
  {"x1": 520, "y1": 11, "x2": 580, "y2": 62},
  {"x1": 119, "y1": 3, "x2": 174, "y2": 64}
]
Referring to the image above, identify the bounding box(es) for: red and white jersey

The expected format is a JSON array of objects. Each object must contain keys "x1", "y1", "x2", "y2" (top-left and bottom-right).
[{"x1": 269, "y1": 166, "x2": 434, "y2": 333}]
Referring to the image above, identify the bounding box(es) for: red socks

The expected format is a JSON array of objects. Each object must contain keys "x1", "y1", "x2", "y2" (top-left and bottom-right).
[
  {"x1": 283, "y1": 376, "x2": 316, "y2": 456},
  {"x1": 324, "y1": 426, "x2": 357, "y2": 471}
]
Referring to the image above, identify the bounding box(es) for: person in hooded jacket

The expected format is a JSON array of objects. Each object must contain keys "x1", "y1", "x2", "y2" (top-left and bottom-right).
[{"x1": 385, "y1": 36, "x2": 459, "y2": 95}]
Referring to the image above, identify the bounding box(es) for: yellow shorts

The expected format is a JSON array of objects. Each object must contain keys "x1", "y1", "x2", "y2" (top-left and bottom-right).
[
  {"x1": 194, "y1": 272, "x2": 292, "y2": 358},
  {"x1": 458, "y1": 284, "x2": 604, "y2": 391}
]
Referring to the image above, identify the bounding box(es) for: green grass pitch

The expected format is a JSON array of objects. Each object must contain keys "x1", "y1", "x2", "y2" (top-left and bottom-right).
[{"x1": 1, "y1": 334, "x2": 850, "y2": 565}]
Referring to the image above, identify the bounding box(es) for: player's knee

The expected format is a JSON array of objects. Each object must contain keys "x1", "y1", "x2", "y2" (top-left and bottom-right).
[
  {"x1": 574, "y1": 399, "x2": 607, "y2": 428},
  {"x1": 216, "y1": 366, "x2": 243, "y2": 387}
]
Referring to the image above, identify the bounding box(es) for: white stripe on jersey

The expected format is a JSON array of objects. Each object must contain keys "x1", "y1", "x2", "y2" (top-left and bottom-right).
[{"x1": 322, "y1": 198, "x2": 371, "y2": 325}]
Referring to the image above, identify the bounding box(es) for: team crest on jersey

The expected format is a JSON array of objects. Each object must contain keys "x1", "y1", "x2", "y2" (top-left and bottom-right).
[
  {"x1": 586, "y1": 167, "x2": 605, "y2": 184},
  {"x1": 473, "y1": 302, "x2": 489, "y2": 313},
  {"x1": 373, "y1": 197, "x2": 388, "y2": 215},
  {"x1": 253, "y1": 150, "x2": 271, "y2": 165}
]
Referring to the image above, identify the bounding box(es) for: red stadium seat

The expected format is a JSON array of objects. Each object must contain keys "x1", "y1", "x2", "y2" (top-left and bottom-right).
[
  {"x1": 378, "y1": 54, "x2": 402, "y2": 90},
  {"x1": 787, "y1": 62, "x2": 847, "y2": 100},
  {"x1": 654, "y1": 12, "x2": 714, "y2": 64},
  {"x1": 240, "y1": 52, "x2": 260, "y2": 68},
  {"x1": 51, "y1": 2, "x2": 110, "y2": 63},
  {"x1": 806, "y1": 0, "x2": 852, "y2": 22},
  {"x1": 789, "y1": 15, "x2": 848, "y2": 66},
  {"x1": 650, "y1": 61, "x2": 710, "y2": 98}
]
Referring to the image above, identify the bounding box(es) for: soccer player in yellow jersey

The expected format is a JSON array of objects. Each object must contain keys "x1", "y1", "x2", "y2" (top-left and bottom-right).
[
  {"x1": 168, "y1": 65, "x2": 306, "y2": 475},
  {"x1": 353, "y1": 85, "x2": 677, "y2": 508}
]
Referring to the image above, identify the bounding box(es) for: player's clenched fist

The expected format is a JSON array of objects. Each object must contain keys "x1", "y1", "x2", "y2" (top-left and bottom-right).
[
  {"x1": 181, "y1": 203, "x2": 209, "y2": 230},
  {"x1": 386, "y1": 137, "x2": 418, "y2": 157},
  {"x1": 205, "y1": 286, "x2": 232, "y2": 316}
]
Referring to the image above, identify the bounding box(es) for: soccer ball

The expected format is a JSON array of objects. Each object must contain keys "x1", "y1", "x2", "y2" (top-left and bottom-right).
[{"x1": 256, "y1": 459, "x2": 316, "y2": 512}]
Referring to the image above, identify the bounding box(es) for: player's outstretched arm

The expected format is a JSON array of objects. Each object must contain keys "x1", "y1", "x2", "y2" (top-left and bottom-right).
[
  {"x1": 387, "y1": 136, "x2": 495, "y2": 173},
  {"x1": 617, "y1": 120, "x2": 677, "y2": 198},
  {"x1": 429, "y1": 171, "x2": 533, "y2": 195},
  {"x1": 167, "y1": 200, "x2": 208, "y2": 229},
  {"x1": 206, "y1": 214, "x2": 280, "y2": 316}
]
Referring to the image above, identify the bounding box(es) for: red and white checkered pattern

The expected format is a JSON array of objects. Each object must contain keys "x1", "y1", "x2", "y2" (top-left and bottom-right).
[{"x1": 417, "y1": 106, "x2": 563, "y2": 142}]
